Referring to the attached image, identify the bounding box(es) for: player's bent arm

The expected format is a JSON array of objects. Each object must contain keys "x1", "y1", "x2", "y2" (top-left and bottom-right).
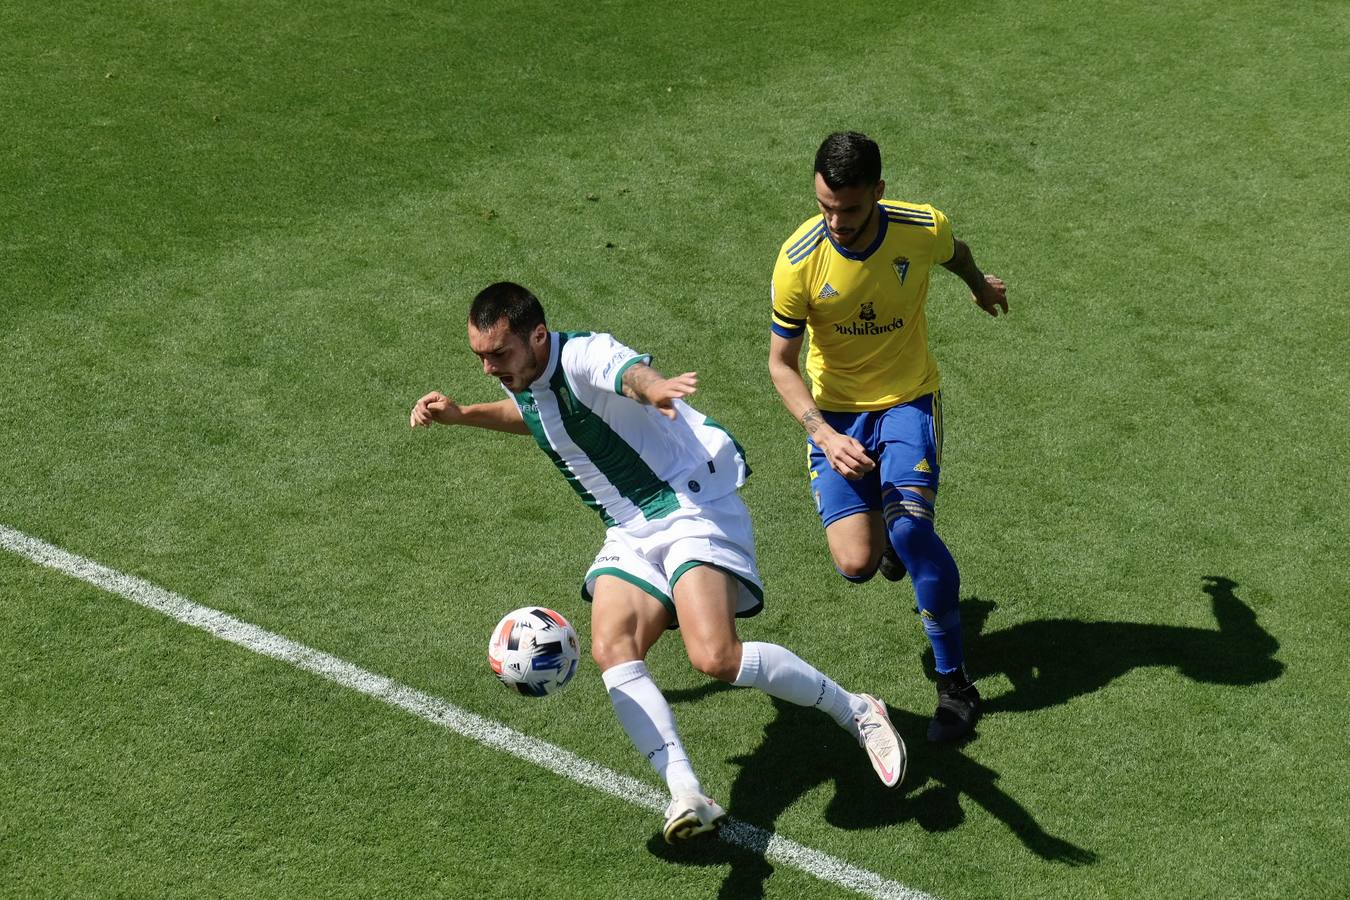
[
  {"x1": 768, "y1": 332, "x2": 837, "y2": 441},
  {"x1": 768, "y1": 333, "x2": 874, "y2": 479},
  {"x1": 940, "y1": 239, "x2": 987, "y2": 293},
  {"x1": 942, "y1": 237, "x2": 1009, "y2": 317},
  {"x1": 621, "y1": 362, "x2": 697, "y2": 419},
  {"x1": 456, "y1": 398, "x2": 531, "y2": 434},
  {"x1": 620, "y1": 361, "x2": 667, "y2": 405},
  {"x1": 410, "y1": 392, "x2": 529, "y2": 435}
]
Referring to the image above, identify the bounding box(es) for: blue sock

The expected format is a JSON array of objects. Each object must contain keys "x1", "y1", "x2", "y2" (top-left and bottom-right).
[{"x1": 885, "y1": 488, "x2": 965, "y2": 673}]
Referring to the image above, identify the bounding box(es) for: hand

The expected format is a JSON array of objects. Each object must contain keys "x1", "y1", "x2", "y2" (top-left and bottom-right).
[
  {"x1": 819, "y1": 431, "x2": 875, "y2": 480},
  {"x1": 409, "y1": 391, "x2": 462, "y2": 428},
  {"x1": 648, "y1": 371, "x2": 698, "y2": 420},
  {"x1": 973, "y1": 274, "x2": 1008, "y2": 317}
]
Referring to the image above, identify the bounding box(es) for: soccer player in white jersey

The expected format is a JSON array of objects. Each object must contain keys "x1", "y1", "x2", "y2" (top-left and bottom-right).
[{"x1": 411, "y1": 281, "x2": 906, "y2": 843}]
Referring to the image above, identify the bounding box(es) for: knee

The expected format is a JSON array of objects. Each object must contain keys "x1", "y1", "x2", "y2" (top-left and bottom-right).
[
  {"x1": 591, "y1": 637, "x2": 637, "y2": 672},
  {"x1": 686, "y1": 640, "x2": 743, "y2": 683},
  {"x1": 832, "y1": 548, "x2": 880, "y2": 582}
]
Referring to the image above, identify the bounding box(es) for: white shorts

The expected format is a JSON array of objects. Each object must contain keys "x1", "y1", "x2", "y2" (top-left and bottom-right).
[{"x1": 581, "y1": 492, "x2": 765, "y2": 626}]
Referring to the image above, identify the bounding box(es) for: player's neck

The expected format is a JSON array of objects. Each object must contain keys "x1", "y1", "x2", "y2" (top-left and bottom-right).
[
  {"x1": 514, "y1": 330, "x2": 553, "y2": 389},
  {"x1": 528, "y1": 331, "x2": 555, "y2": 384}
]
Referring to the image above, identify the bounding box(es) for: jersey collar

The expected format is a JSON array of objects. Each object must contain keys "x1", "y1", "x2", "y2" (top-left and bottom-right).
[{"x1": 824, "y1": 205, "x2": 889, "y2": 262}]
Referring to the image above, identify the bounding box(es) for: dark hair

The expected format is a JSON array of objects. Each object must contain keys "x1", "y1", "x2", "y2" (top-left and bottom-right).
[
  {"x1": 469, "y1": 281, "x2": 547, "y2": 339},
  {"x1": 814, "y1": 132, "x2": 882, "y2": 189}
]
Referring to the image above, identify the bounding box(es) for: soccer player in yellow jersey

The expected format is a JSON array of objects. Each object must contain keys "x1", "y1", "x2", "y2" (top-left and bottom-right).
[{"x1": 769, "y1": 132, "x2": 1008, "y2": 742}]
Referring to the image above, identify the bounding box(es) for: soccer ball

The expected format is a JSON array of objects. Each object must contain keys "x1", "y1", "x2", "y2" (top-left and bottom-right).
[{"x1": 488, "y1": 606, "x2": 580, "y2": 697}]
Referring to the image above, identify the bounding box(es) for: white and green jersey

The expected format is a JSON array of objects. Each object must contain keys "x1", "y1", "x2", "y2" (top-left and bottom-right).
[{"x1": 507, "y1": 331, "x2": 750, "y2": 528}]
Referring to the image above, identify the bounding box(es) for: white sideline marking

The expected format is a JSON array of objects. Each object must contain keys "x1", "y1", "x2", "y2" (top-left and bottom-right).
[{"x1": 1, "y1": 524, "x2": 933, "y2": 900}]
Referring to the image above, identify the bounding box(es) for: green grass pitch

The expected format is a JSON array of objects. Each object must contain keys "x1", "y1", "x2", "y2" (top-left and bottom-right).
[{"x1": 3, "y1": 0, "x2": 1348, "y2": 897}]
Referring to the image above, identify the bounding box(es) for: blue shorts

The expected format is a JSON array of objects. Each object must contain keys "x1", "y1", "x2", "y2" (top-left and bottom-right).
[{"x1": 807, "y1": 392, "x2": 944, "y2": 528}]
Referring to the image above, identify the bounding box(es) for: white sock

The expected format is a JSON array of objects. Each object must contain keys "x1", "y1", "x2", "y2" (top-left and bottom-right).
[
  {"x1": 733, "y1": 641, "x2": 869, "y2": 736},
  {"x1": 601, "y1": 660, "x2": 701, "y2": 798}
]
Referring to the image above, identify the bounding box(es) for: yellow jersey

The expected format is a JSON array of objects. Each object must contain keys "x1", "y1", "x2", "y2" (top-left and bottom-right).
[{"x1": 771, "y1": 200, "x2": 954, "y2": 412}]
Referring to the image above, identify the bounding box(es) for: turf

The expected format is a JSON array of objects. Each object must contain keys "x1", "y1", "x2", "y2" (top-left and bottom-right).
[{"x1": 3, "y1": 0, "x2": 1348, "y2": 897}]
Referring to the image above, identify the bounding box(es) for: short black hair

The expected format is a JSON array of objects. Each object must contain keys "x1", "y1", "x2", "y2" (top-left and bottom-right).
[
  {"x1": 814, "y1": 132, "x2": 882, "y2": 189},
  {"x1": 469, "y1": 281, "x2": 547, "y2": 339}
]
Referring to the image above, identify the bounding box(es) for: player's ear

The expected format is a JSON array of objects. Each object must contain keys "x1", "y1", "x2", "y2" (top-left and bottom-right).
[
  {"x1": 530, "y1": 322, "x2": 548, "y2": 347},
  {"x1": 874, "y1": 179, "x2": 886, "y2": 201}
]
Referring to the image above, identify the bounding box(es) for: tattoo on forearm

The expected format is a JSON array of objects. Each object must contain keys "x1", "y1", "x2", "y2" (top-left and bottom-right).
[
  {"x1": 621, "y1": 363, "x2": 662, "y2": 404},
  {"x1": 942, "y1": 240, "x2": 985, "y2": 291},
  {"x1": 801, "y1": 408, "x2": 825, "y2": 435}
]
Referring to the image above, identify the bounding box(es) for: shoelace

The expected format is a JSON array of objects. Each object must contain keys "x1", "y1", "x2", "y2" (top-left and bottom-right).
[{"x1": 857, "y1": 718, "x2": 889, "y2": 748}]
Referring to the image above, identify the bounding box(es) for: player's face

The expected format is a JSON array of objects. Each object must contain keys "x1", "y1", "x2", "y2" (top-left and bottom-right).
[
  {"x1": 815, "y1": 174, "x2": 885, "y2": 250},
  {"x1": 468, "y1": 318, "x2": 548, "y2": 391}
]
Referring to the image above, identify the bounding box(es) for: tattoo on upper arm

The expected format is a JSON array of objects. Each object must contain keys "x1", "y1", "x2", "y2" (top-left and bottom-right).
[
  {"x1": 621, "y1": 363, "x2": 662, "y2": 404},
  {"x1": 801, "y1": 408, "x2": 824, "y2": 435}
]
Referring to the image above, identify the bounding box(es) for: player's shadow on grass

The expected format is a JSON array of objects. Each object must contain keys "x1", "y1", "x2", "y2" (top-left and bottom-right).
[
  {"x1": 954, "y1": 575, "x2": 1283, "y2": 714},
  {"x1": 648, "y1": 576, "x2": 1280, "y2": 898},
  {"x1": 648, "y1": 691, "x2": 1093, "y2": 899}
]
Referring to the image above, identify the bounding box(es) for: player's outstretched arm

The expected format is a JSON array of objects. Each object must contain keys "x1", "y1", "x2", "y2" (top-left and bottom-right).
[
  {"x1": 942, "y1": 238, "x2": 1008, "y2": 317},
  {"x1": 768, "y1": 332, "x2": 874, "y2": 480},
  {"x1": 620, "y1": 363, "x2": 696, "y2": 420},
  {"x1": 409, "y1": 392, "x2": 529, "y2": 434}
]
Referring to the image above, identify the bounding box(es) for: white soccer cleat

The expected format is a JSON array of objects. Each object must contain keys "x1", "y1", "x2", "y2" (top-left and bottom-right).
[
  {"x1": 662, "y1": 794, "x2": 728, "y2": 844},
  {"x1": 855, "y1": 694, "x2": 907, "y2": 788}
]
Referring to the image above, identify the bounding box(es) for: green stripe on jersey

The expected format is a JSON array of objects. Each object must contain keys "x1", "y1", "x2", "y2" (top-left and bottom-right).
[
  {"x1": 514, "y1": 384, "x2": 617, "y2": 528},
  {"x1": 548, "y1": 338, "x2": 680, "y2": 521}
]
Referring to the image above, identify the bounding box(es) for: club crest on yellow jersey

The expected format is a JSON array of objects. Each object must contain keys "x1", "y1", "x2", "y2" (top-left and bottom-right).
[{"x1": 892, "y1": 256, "x2": 910, "y2": 285}]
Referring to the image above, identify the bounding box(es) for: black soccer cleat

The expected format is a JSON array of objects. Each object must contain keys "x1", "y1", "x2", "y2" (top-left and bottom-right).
[
  {"x1": 927, "y1": 674, "x2": 981, "y2": 743},
  {"x1": 877, "y1": 547, "x2": 907, "y2": 583}
]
